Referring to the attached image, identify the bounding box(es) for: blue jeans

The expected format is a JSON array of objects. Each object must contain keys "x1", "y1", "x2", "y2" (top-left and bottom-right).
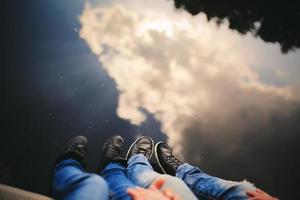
[
  {"x1": 101, "y1": 154, "x2": 197, "y2": 200},
  {"x1": 53, "y1": 159, "x2": 109, "y2": 200},
  {"x1": 53, "y1": 156, "x2": 197, "y2": 200},
  {"x1": 101, "y1": 162, "x2": 136, "y2": 200},
  {"x1": 176, "y1": 163, "x2": 256, "y2": 200},
  {"x1": 127, "y1": 154, "x2": 198, "y2": 200}
]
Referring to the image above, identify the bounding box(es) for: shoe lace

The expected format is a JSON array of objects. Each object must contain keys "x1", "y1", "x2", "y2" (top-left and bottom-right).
[
  {"x1": 162, "y1": 154, "x2": 182, "y2": 167},
  {"x1": 111, "y1": 147, "x2": 122, "y2": 155},
  {"x1": 133, "y1": 147, "x2": 151, "y2": 156},
  {"x1": 106, "y1": 141, "x2": 124, "y2": 157},
  {"x1": 66, "y1": 143, "x2": 86, "y2": 155}
]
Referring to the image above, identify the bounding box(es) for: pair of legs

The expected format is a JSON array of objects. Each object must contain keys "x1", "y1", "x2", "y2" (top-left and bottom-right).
[
  {"x1": 52, "y1": 136, "x2": 197, "y2": 200},
  {"x1": 101, "y1": 154, "x2": 196, "y2": 200},
  {"x1": 156, "y1": 142, "x2": 276, "y2": 200},
  {"x1": 176, "y1": 163, "x2": 255, "y2": 200}
]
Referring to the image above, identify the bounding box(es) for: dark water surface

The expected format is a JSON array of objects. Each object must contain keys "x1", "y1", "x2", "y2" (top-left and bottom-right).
[{"x1": 2, "y1": 1, "x2": 299, "y2": 199}]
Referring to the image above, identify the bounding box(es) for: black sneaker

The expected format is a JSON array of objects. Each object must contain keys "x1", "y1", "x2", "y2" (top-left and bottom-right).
[
  {"x1": 55, "y1": 136, "x2": 88, "y2": 167},
  {"x1": 155, "y1": 142, "x2": 183, "y2": 176},
  {"x1": 100, "y1": 135, "x2": 127, "y2": 169},
  {"x1": 126, "y1": 136, "x2": 154, "y2": 160}
]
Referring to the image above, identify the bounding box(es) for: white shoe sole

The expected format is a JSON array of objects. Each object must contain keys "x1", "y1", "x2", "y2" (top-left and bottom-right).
[{"x1": 154, "y1": 141, "x2": 167, "y2": 174}]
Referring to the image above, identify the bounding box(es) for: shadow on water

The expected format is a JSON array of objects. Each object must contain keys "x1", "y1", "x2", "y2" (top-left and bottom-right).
[{"x1": 173, "y1": 1, "x2": 300, "y2": 53}]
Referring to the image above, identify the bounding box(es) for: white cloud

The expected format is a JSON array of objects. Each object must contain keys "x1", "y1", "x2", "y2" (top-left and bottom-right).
[{"x1": 79, "y1": 2, "x2": 299, "y2": 155}]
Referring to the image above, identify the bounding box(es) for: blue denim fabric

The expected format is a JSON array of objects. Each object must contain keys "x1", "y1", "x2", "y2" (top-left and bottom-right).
[
  {"x1": 53, "y1": 159, "x2": 109, "y2": 200},
  {"x1": 176, "y1": 163, "x2": 256, "y2": 200},
  {"x1": 101, "y1": 162, "x2": 137, "y2": 200},
  {"x1": 127, "y1": 154, "x2": 198, "y2": 200}
]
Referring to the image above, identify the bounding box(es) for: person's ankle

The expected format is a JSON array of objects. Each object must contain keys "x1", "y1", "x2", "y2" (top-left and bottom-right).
[{"x1": 111, "y1": 157, "x2": 127, "y2": 166}]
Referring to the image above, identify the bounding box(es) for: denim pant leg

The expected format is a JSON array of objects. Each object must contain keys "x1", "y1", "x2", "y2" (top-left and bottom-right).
[
  {"x1": 176, "y1": 163, "x2": 256, "y2": 200},
  {"x1": 53, "y1": 159, "x2": 109, "y2": 200},
  {"x1": 101, "y1": 162, "x2": 137, "y2": 200},
  {"x1": 127, "y1": 154, "x2": 198, "y2": 200}
]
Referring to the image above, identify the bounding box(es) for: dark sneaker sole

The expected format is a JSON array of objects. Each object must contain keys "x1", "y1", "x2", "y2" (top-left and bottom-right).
[
  {"x1": 154, "y1": 142, "x2": 167, "y2": 174},
  {"x1": 126, "y1": 136, "x2": 154, "y2": 160}
]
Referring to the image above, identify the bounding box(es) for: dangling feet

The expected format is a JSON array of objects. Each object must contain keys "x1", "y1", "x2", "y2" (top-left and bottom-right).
[
  {"x1": 100, "y1": 135, "x2": 127, "y2": 170},
  {"x1": 55, "y1": 136, "x2": 88, "y2": 167},
  {"x1": 155, "y1": 142, "x2": 183, "y2": 176},
  {"x1": 126, "y1": 136, "x2": 154, "y2": 160}
]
